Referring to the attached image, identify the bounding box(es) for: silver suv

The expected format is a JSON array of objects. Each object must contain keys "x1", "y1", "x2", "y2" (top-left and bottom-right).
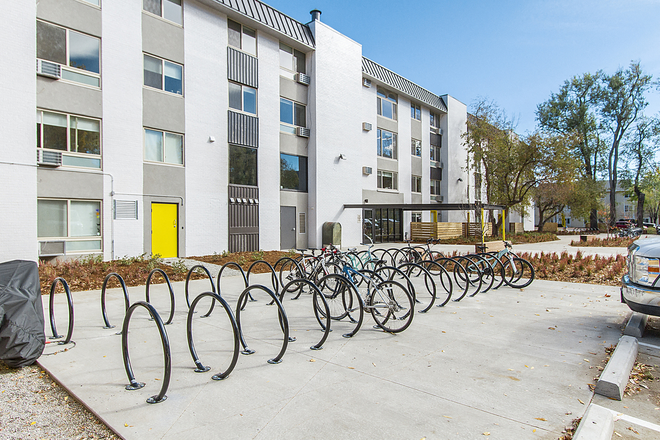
[{"x1": 622, "y1": 237, "x2": 660, "y2": 316}]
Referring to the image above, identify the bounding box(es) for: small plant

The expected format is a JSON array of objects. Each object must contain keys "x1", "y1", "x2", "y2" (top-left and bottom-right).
[
  {"x1": 147, "y1": 254, "x2": 162, "y2": 271},
  {"x1": 170, "y1": 259, "x2": 188, "y2": 274},
  {"x1": 251, "y1": 250, "x2": 265, "y2": 261}
]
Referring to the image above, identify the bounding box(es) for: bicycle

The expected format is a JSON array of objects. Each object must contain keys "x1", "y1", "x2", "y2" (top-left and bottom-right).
[
  {"x1": 393, "y1": 238, "x2": 444, "y2": 265},
  {"x1": 477, "y1": 241, "x2": 535, "y2": 288},
  {"x1": 315, "y1": 254, "x2": 415, "y2": 333}
]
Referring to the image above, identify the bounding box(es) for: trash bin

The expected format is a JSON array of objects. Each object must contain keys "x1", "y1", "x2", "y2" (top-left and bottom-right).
[{"x1": 322, "y1": 222, "x2": 342, "y2": 247}]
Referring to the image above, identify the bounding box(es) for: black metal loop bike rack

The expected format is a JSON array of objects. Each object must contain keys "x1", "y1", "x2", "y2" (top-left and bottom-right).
[
  {"x1": 278, "y1": 279, "x2": 331, "y2": 350},
  {"x1": 235, "y1": 285, "x2": 289, "y2": 364},
  {"x1": 417, "y1": 260, "x2": 454, "y2": 307},
  {"x1": 48, "y1": 277, "x2": 74, "y2": 345},
  {"x1": 315, "y1": 273, "x2": 365, "y2": 339},
  {"x1": 396, "y1": 262, "x2": 439, "y2": 312},
  {"x1": 100, "y1": 273, "x2": 130, "y2": 329},
  {"x1": 145, "y1": 268, "x2": 176, "y2": 325},
  {"x1": 185, "y1": 265, "x2": 215, "y2": 317},
  {"x1": 246, "y1": 260, "x2": 279, "y2": 296},
  {"x1": 433, "y1": 257, "x2": 470, "y2": 302},
  {"x1": 274, "y1": 257, "x2": 305, "y2": 299},
  {"x1": 186, "y1": 291, "x2": 240, "y2": 379},
  {"x1": 121, "y1": 301, "x2": 171, "y2": 404}
]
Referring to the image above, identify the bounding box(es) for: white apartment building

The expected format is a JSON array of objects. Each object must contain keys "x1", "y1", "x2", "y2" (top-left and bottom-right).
[{"x1": 1, "y1": 0, "x2": 472, "y2": 262}]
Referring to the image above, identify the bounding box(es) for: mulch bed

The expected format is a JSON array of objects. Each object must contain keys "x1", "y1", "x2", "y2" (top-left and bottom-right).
[
  {"x1": 190, "y1": 250, "x2": 299, "y2": 274},
  {"x1": 569, "y1": 236, "x2": 636, "y2": 247}
]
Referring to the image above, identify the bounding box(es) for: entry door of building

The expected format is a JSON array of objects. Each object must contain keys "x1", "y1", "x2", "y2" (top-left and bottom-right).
[
  {"x1": 280, "y1": 206, "x2": 296, "y2": 250},
  {"x1": 151, "y1": 203, "x2": 178, "y2": 258}
]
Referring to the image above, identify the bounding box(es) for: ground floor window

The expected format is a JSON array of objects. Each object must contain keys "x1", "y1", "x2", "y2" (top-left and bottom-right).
[
  {"x1": 411, "y1": 212, "x2": 422, "y2": 222},
  {"x1": 280, "y1": 153, "x2": 308, "y2": 191},
  {"x1": 363, "y1": 208, "x2": 402, "y2": 243},
  {"x1": 37, "y1": 199, "x2": 101, "y2": 252},
  {"x1": 229, "y1": 145, "x2": 257, "y2": 186}
]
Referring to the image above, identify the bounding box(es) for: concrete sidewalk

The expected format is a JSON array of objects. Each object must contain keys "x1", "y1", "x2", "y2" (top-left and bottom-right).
[{"x1": 39, "y1": 272, "x2": 634, "y2": 440}]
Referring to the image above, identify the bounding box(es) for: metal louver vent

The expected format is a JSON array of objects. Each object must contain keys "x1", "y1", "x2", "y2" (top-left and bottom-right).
[
  {"x1": 37, "y1": 150, "x2": 62, "y2": 167},
  {"x1": 295, "y1": 73, "x2": 311, "y2": 85},
  {"x1": 296, "y1": 127, "x2": 310, "y2": 138},
  {"x1": 36, "y1": 59, "x2": 62, "y2": 79},
  {"x1": 114, "y1": 200, "x2": 138, "y2": 220}
]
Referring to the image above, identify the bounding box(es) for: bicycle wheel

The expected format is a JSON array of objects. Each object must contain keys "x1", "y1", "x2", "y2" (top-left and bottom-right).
[
  {"x1": 315, "y1": 274, "x2": 354, "y2": 320},
  {"x1": 467, "y1": 254, "x2": 495, "y2": 294},
  {"x1": 481, "y1": 253, "x2": 506, "y2": 289},
  {"x1": 368, "y1": 280, "x2": 414, "y2": 333},
  {"x1": 503, "y1": 258, "x2": 535, "y2": 288}
]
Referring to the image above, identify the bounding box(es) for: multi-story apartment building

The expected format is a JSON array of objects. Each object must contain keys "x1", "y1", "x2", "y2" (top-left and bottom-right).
[{"x1": 1, "y1": 0, "x2": 471, "y2": 262}]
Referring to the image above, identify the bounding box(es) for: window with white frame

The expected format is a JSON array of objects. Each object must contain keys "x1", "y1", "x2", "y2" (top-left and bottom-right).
[
  {"x1": 229, "y1": 82, "x2": 257, "y2": 115},
  {"x1": 411, "y1": 139, "x2": 421, "y2": 157},
  {"x1": 430, "y1": 112, "x2": 440, "y2": 128},
  {"x1": 143, "y1": 0, "x2": 182, "y2": 25},
  {"x1": 411, "y1": 212, "x2": 422, "y2": 223},
  {"x1": 279, "y1": 43, "x2": 306, "y2": 79},
  {"x1": 430, "y1": 145, "x2": 441, "y2": 162},
  {"x1": 280, "y1": 98, "x2": 306, "y2": 133},
  {"x1": 144, "y1": 129, "x2": 183, "y2": 165},
  {"x1": 81, "y1": 0, "x2": 100, "y2": 6},
  {"x1": 411, "y1": 103, "x2": 421, "y2": 120},
  {"x1": 430, "y1": 179, "x2": 441, "y2": 195},
  {"x1": 37, "y1": 110, "x2": 101, "y2": 169},
  {"x1": 37, "y1": 20, "x2": 100, "y2": 87},
  {"x1": 377, "y1": 170, "x2": 398, "y2": 190},
  {"x1": 144, "y1": 54, "x2": 183, "y2": 95},
  {"x1": 228, "y1": 19, "x2": 256, "y2": 56},
  {"x1": 377, "y1": 88, "x2": 397, "y2": 120},
  {"x1": 411, "y1": 175, "x2": 422, "y2": 193},
  {"x1": 377, "y1": 129, "x2": 397, "y2": 159},
  {"x1": 37, "y1": 199, "x2": 102, "y2": 253}
]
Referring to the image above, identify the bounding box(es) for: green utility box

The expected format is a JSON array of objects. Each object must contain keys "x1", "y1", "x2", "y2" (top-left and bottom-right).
[{"x1": 322, "y1": 222, "x2": 342, "y2": 247}]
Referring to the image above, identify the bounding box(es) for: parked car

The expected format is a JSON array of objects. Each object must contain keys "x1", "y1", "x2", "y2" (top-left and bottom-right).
[
  {"x1": 621, "y1": 237, "x2": 660, "y2": 316},
  {"x1": 615, "y1": 219, "x2": 635, "y2": 229}
]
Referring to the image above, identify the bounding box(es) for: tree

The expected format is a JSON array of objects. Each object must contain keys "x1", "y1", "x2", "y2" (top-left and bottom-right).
[
  {"x1": 621, "y1": 116, "x2": 660, "y2": 226},
  {"x1": 536, "y1": 72, "x2": 604, "y2": 228},
  {"x1": 599, "y1": 62, "x2": 654, "y2": 225},
  {"x1": 642, "y1": 167, "x2": 660, "y2": 224}
]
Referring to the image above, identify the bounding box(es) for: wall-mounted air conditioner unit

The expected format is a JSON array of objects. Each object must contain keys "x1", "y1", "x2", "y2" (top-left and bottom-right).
[
  {"x1": 295, "y1": 72, "x2": 311, "y2": 85},
  {"x1": 362, "y1": 122, "x2": 372, "y2": 131},
  {"x1": 296, "y1": 127, "x2": 310, "y2": 138},
  {"x1": 37, "y1": 150, "x2": 62, "y2": 167},
  {"x1": 363, "y1": 78, "x2": 371, "y2": 87},
  {"x1": 437, "y1": 196, "x2": 444, "y2": 202},
  {"x1": 437, "y1": 128, "x2": 443, "y2": 135},
  {"x1": 362, "y1": 166, "x2": 372, "y2": 175},
  {"x1": 39, "y1": 241, "x2": 65, "y2": 257},
  {"x1": 36, "y1": 59, "x2": 62, "y2": 79}
]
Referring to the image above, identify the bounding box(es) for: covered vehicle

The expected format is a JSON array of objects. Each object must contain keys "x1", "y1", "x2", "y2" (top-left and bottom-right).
[
  {"x1": 622, "y1": 238, "x2": 660, "y2": 316},
  {"x1": 0, "y1": 260, "x2": 46, "y2": 367}
]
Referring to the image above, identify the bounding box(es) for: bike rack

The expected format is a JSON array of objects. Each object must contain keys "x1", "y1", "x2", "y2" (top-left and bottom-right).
[
  {"x1": 274, "y1": 257, "x2": 305, "y2": 299},
  {"x1": 395, "y1": 262, "x2": 438, "y2": 312},
  {"x1": 100, "y1": 273, "x2": 130, "y2": 330},
  {"x1": 216, "y1": 262, "x2": 250, "y2": 312},
  {"x1": 432, "y1": 257, "x2": 470, "y2": 302},
  {"x1": 278, "y1": 279, "x2": 331, "y2": 350},
  {"x1": 315, "y1": 273, "x2": 364, "y2": 339},
  {"x1": 186, "y1": 291, "x2": 241, "y2": 379},
  {"x1": 121, "y1": 301, "x2": 171, "y2": 404},
  {"x1": 246, "y1": 260, "x2": 279, "y2": 296},
  {"x1": 48, "y1": 277, "x2": 74, "y2": 345},
  {"x1": 375, "y1": 265, "x2": 417, "y2": 304},
  {"x1": 235, "y1": 285, "x2": 289, "y2": 364},
  {"x1": 415, "y1": 260, "x2": 453, "y2": 308},
  {"x1": 185, "y1": 265, "x2": 215, "y2": 317},
  {"x1": 145, "y1": 268, "x2": 176, "y2": 325}
]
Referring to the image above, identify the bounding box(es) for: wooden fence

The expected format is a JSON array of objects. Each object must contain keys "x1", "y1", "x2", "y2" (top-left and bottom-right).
[{"x1": 411, "y1": 222, "x2": 495, "y2": 241}]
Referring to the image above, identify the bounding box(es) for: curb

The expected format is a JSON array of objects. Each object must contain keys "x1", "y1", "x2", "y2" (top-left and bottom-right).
[
  {"x1": 623, "y1": 312, "x2": 648, "y2": 338},
  {"x1": 572, "y1": 404, "x2": 614, "y2": 440},
  {"x1": 594, "y1": 335, "x2": 638, "y2": 400}
]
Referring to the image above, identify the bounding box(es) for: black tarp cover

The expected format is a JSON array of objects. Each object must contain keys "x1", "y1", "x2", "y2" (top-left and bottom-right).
[{"x1": 0, "y1": 260, "x2": 45, "y2": 367}]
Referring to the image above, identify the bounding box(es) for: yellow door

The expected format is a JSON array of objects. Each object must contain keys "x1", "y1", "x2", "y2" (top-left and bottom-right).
[{"x1": 152, "y1": 203, "x2": 178, "y2": 258}]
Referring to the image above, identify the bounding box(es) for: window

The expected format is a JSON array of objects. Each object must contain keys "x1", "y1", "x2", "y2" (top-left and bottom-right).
[
  {"x1": 411, "y1": 175, "x2": 422, "y2": 193},
  {"x1": 377, "y1": 88, "x2": 397, "y2": 120},
  {"x1": 144, "y1": 54, "x2": 183, "y2": 95},
  {"x1": 143, "y1": 0, "x2": 182, "y2": 25},
  {"x1": 229, "y1": 82, "x2": 257, "y2": 115},
  {"x1": 411, "y1": 212, "x2": 422, "y2": 223},
  {"x1": 279, "y1": 43, "x2": 306, "y2": 79},
  {"x1": 37, "y1": 110, "x2": 101, "y2": 168},
  {"x1": 430, "y1": 112, "x2": 440, "y2": 128},
  {"x1": 377, "y1": 129, "x2": 397, "y2": 159},
  {"x1": 411, "y1": 103, "x2": 421, "y2": 121},
  {"x1": 81, "y1": 0, "x2": 100, "y2": 6},
  {"x1": 430, "y1": 145, "x2": 441, "y2": 162},
  {"x1": 280, "y1": 154, "x2": 308, "y2": 192},
  {"x1": 228, "y1": 19, "x2": 256, "y2": 56},
  {"x1": 144, "y1": 129, "x2": 183, "y2": 165},
  {"x1": 411, "y1": 139, "x2": 421, "y2": 157},
  {"x1": 377, "y1": 170, "x2": 398, "y2": 190},
  {"x1": 37, "y1": 199, "x2": 102, "y2": 252},
  {"x1": 430, "y1": 179, "x2": 441, "y2": 195},
  {"x1": 37, "y1": 21, "x2": 100, "y2": 87},
  {"x1": 229, "y1": 145, "x2": 257, "y2": 186},
  {"x1": 280, "y1": 98, "x2": 306, "y2": 133}
]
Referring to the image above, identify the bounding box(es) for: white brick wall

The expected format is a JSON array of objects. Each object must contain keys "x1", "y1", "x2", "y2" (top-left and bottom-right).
[{"x1": 0, "y1": 3, "x2": 38, "y2": 261}]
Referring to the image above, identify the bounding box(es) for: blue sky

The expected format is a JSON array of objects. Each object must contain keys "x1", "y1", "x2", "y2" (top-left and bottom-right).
[{"x1": 265, "y1": 0, "x2": 660, "y2": 134}]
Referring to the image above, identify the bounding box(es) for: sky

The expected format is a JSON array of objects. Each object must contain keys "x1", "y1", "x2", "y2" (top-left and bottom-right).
[{"x1": 264, "y1": 0, "x2": 660, "y2": 135}]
